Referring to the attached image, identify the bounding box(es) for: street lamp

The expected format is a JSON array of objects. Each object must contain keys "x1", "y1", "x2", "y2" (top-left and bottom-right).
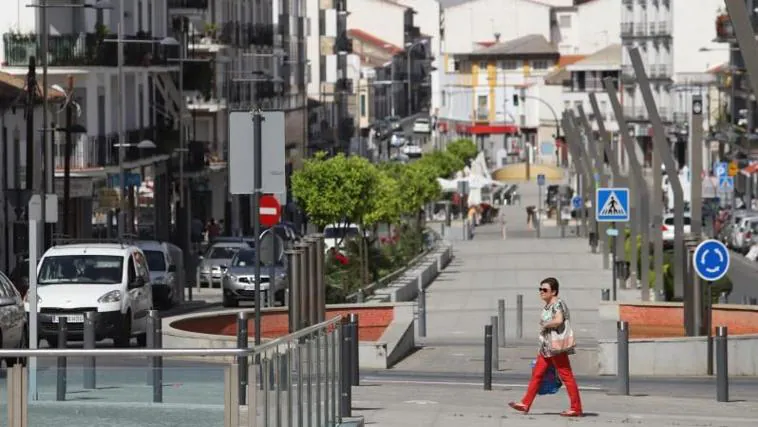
[
  {"x1": 103, "y1": 0, "x2": 179, "y2": 237},
  {"x1": 405, "y1": 39, "x2": 428, "y2": 118}
]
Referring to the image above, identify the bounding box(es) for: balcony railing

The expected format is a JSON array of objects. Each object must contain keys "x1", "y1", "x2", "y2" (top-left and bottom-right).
[
  {"x1": 167, "y1": 0, "x2": 208, "y2": 8},
  {"x1": 672, "y1": 112, "x2": 687, "y2": 124},
  {"x1": 657, "y1": 21, "x2": 671, "y2": 36},
  {"x1": 55, "y1": 126, "x2": 179, "y2": 170},
  {"x1": 2, "y1": 32, "x2": 179, "y2": 67},
  {"x1": 634, "y1": 23, "x2": 646, "y2": 36},
  {"x1": 659, "y1": 107, "x2": 670, "y2": 122},
  {"x1": 621, "y1": 22, "x2": 633, "y2": 36},
  {"x1": 217, "y1": 22, "x2": 276, "y2": 47},
  {"x1": 648, "y1": 22, "x2": 657, "y2": 35}
]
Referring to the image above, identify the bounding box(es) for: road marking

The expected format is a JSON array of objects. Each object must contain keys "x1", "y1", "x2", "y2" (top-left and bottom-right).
[
  {"x1": 452, "y1": 353, "x2": 465, "y2": 357},
  {"x1": 361, "y1": 378, "x2": 605, "y2": 391},
  {"x1": 404, "y1": 400, "x2": 438, "y2": 405}
]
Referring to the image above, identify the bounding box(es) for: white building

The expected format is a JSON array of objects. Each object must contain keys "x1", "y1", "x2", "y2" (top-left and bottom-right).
[{"x1": 551, "y1": 0, "x2": 622, "y2": 55}]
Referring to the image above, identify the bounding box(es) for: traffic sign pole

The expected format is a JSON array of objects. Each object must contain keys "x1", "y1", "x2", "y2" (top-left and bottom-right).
[
  {"x1": 693, "y1": 239, "x2": 730, "y2": 373},
  {"x1": 611, "y1": 221, "x2": 617, "y2": 301},
  {"x1": 537, "y1": 175, "x2": 544, "y2": 239}
]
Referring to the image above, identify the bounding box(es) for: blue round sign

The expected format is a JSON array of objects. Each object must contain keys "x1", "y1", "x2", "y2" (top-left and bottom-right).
[
  {"x1": 693, "y1": 239, "x2": 730, "y2": 282},
  {"x1": 571, "y1": 196, "x2": 583, "y2": 210}
]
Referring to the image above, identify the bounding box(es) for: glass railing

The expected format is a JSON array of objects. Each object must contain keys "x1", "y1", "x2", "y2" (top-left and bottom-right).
[{"x1": 0, "y1": 316, "x2": 345, "y2": 427}]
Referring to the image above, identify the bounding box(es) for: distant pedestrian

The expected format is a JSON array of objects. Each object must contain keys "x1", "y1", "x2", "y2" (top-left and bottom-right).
[
  {"x1": 508, "y1": 277, "x2": 583, "y2": 417},
  {"x1": 498, "y1": 208, "x2": 508, "y2": 240}
]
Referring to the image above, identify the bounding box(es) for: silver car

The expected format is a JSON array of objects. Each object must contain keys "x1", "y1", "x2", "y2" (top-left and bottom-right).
[
  {"x1": 0, "y1": 270, "x2": 27, "y2": 365},
  {"x1": 199, "y1": 242, "x2": 249, "y2": 288},
  {"x1": 222, "y1": 249, "x2": 287, "y2": 308}
]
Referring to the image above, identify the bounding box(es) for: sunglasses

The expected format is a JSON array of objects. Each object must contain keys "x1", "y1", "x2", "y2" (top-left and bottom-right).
[{"x1": 539, "y1": 288, "x2": 551, "y2": 293}]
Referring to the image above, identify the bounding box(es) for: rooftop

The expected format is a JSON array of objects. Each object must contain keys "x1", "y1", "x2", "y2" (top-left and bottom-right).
[
  {"x1": 347, "y1": 29, "x2": 404, "y2": 55},
  {"x1": 0, "y1": 72, "x2": 66, "y2": 103},
  {"x1": 466, "y1": 34, "x2": 558, "y2": 57},
  {"x1": 566, "y1": 43, "x2": 621, "y2": 70}
]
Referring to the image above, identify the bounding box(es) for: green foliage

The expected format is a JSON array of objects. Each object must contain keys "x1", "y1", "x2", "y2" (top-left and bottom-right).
[
  {"x1": 291, "y1": 153, "x2": 379, "y2": 228},
  {"x1": 364, "y1": 169, "x2": 402, "y2": 226},
  {"x1": 446, "y1": 138, "x2": 478, "y2": 165},
  {"x1": 416, "y1": 150, "x2": 465, "y2": 179}
]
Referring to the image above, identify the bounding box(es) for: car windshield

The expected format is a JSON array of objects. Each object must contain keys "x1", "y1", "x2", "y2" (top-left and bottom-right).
[
  {"x1": 143, "y1": 250, "x2": 167, "y2": 271},
  {"x1": 231, "y1": 250, "x2": 261, "y2": 267},
  {"x1": 38, "y1": 255, "x2": 124, "y2": 285},
  {"x1": 206, "y1": 246, "x2": 241, "y2": 259},
  {"x1": 323, "y1": 227, "x2": 360, "y2": 239},
  {"x1": 664, "y1": 217, "x2": 691, "y2": 226}
]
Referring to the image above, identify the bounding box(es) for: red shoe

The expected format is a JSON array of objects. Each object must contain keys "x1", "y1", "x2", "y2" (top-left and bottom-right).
[
  {"x1": 508, "y1": 402, "x2": 529, "y2": 414},
  {"x1": 560, "y1": 410, "x2": 583, "y2": 417}
]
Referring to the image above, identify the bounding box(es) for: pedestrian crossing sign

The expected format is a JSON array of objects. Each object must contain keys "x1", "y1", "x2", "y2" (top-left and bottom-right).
[
  {"x1": 595, "y1": 188, "x2": 630, "y2": 222},
  {"x1": 719, "y1": 176, "x2": 734, "y2": 190}
]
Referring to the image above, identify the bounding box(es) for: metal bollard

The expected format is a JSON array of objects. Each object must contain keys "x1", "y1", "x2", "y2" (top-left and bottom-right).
[
  {"x1": 83, "y1": 311, "x2": 96, "y2": 389},
  {"x1": 236, "y1": 312, "x2": 248, "y2": 404},
  {"x1": 716, "y1": 326, "x2": 729, "y2": 402},
  {"x1": 314, "y1": 235, "x2": 327, "y2": 323},
  {"x1": 617, "y1": 321, "x2": 630, "y2": 396},
  {"x1": 348, "y1": 313, "x2": 360, "y2": 386},
  {"x1": 418, "y1": 277, "x2": 427, "y2": 338},
  {"x1": 340, "y1": 322, "x2": 352, "y2": 418},
  {"x1": 56, "y1": 317, "x2": 67, "y2": 401},
  {"x1": 497, "y1": 299, "x2": 505, "y2": 347},
  {"x1": 750, "y1": 297, "x2": 757, "y2": 305},
  {"x1": 516, "y1": 294, "x2": 523, "y2": 339},
  {"x1": 490, "y1": 316, "x2": 499, "y2": 371},
  {"x1": 286, "y1": 249, "x2": 302, "y2": 333},
  {"x1": 484, "y1": 324, "x2": 493, "y2": 390},
  {"x1": 146, "y1": 311, "x2": 156, "y2": 386},
  {"x1": 153, "y1": 312, "x2": 163, "y2": 403},
  {"x1": 742, "y1": 295, "x2": 748, "y2": 305},
  {"x1": 601, "y1": 289, "x2": 610, "y2": 301}
]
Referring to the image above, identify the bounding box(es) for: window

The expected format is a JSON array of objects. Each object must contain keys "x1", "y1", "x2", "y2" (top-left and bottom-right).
[
  {"x1": 501, "y1": 60, "x2": 519, "y2": 70},
  {"x1": 479, "y1": 61, "x2": 487, "y2": 71},
  {"x1": 574, "y1": 101, "x2": 582, "y2": 111},
  {"x1": 453, "y1": 60, "x2": 461, "y2": 72},
  {"x1": 128, "y1": 256, "x2": 137, "y2": 283},
  {"x1": 559, "y1": 15, "x2": 572, "y2": 29},
  {"x1": 360, "y1": 94, "x2": 367, "y2": 117},
  {"x1": 143, "y1": 250, "x2": 167, "y2": 272},
  {"x1": 564, "y1": 101, "x2": 571, "y2": 111},
  {"x1": 232, "y1": 250, "x2": 262, "y2": 267},
  {"x1": 133, "y1": 252, "x2": 150, "y2": 280},
  {"x1": 531, "y1": 60, "x2": 549, "y2": 70},
  {"x1": 600, "y1": 100, "x2": 608, "y2": 119},
  {"x1": 39, "y1": 255, "x2": 125, "y2": 285},
  {"x1": 306, "y1": 63, "x2": 311, "y2": 84}
]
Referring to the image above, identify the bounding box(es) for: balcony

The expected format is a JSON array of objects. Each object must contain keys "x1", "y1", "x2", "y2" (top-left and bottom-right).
[
  {"x1": 656, "y1": 21, "x2": 672, "y2": 37},
  {"x1": 634, "y1": 23, "x2": 646, "y2": 36},
  {"x1": 217, "y1": 23, "x2": 276, "y2": 47},
  {"x1": 621, "y1": 22, "x2": 633, "y2": 37},
  {"x1": 475, "y1": 108, "x2": 489, "y2": 121},
  {"x1": 56, "y1": 126, "x2": 179, "y2": 170},
  {"x1": 672, "y1": 112, "x2": 688, "y2": 124},
  {"x1": 2, "y1": 32, "x2": 179, "y2": 68},
  {"x1": 167, "y1": 0, "x2": 208, "y2": 8},
  {"x1": 648, "y1": 22, "x2": 657, "y2": 36},
  {"x1": 624, "y1": 106, "x2": 647, "y2": 122},
  {"x1": 182, "y1": 60, "x2": 214, "y2": 98},
  {"x1": 622, "y1": 0, "x2": 633, "y2": 6},
  {"x1": 659, "y1": 107, "x2": 670, "y2": 122}
]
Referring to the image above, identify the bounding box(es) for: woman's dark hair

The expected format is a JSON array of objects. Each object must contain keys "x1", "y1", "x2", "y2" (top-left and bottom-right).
[{"x1": 541, "y1": 277, "x2": 560, "y2": 296}]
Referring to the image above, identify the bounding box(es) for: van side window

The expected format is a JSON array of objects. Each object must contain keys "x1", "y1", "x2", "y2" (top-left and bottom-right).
[
  {"x1": 133, "y1": 251, "x2": 150, "y2": 280},
  {"x1": 128, "y1": 256, "x2": 137, "y2": 283}
]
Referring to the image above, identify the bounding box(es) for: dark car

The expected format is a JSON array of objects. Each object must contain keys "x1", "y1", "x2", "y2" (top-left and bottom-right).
[{"x1": 8, "y1": 258, "x2": 30, "y2": 298}]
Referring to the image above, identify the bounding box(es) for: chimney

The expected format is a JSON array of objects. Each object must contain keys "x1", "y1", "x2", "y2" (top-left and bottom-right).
[{"x1": 494, "y1": 32, "x2": 501, "y2": 42}]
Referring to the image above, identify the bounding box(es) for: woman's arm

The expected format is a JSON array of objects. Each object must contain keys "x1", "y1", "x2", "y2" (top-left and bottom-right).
[{"x1": 541, "y1": 310, "x2": 564, "y2": 330}]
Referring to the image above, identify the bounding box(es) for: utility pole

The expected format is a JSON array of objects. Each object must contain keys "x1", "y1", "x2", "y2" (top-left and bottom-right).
[
  {"x1": 40, "y1": 0, "x2": 50, "y2": 251},
  {"x1": 252, "y1": 110, "x2": 263, "y2": 351},
  {"x1": 63, "y1": 76, "x2": 74, "y2": 235},
  {"x1": 117, "y1": 13, "x2": 127, "y2": 238},
  {"x1": 25, "y1": 58, "x2": 36, "y2": 208}
]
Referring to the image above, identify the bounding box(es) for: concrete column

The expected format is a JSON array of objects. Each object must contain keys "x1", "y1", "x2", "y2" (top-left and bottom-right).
[
  {"x1": 86, "y1": 74, "x2": 99, "y2": 137},
  {"x1": 104, "y1": 74, "x2": 113, "y2": 135}
]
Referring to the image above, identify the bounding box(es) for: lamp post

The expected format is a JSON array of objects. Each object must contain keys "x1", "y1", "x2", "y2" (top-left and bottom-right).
[
  {"x1": 405, "y1": 40, "x2": 428, "y2": 118},
  {"x1": 103, "y1": 2, "x2": 179, "y2": 237}
]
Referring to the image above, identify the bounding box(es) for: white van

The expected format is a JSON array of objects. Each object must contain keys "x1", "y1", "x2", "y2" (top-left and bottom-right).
[{"x1": 25, "y1": 243, "x2": 153, "y2": 347}]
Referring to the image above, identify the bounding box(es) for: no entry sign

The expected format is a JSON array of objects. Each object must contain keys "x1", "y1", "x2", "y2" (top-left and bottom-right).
[{"x1": 259, "y1": 194, "x2": 281, "y2": 227}]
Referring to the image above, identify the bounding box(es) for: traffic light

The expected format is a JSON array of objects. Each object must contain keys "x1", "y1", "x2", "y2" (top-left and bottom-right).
[{"x1": 513, "y1": 94, "x2": 519, "y2": 106}]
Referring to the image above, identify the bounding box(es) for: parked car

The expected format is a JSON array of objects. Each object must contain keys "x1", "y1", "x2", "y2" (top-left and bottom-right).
[
  {"x1": 136, "y1": 240, "x2": 180, "y2": 309},
  {"x1": 412, "y1": 117, "x2": 431, "y2": 134},
  {"x1": 385, "y1": 116, "x2": 402, "y2": 131},
  {"x1": 222, "y1": 249, "x2": 287, "y2": 308},
  {"x1": 8, "y1": 258, "x2": 30, "y2": 298},
  {"x1": 390, "y1": 132, "x2": 407, "y2": 148},
  {"x1": 402, "y1": 143, "x2": 423, "y2": 157},
  {"x1": 198, "y1": 241, "x2": 250, "y2": 287},
  {"x1": 730, "y1": 212, "x2": 758, "y2": 251},
  {"x1": 661, "y1": 213, "x2": 692, "y2": 247},
  {"x1": 322, "y1": 223, "x2": 366, "y2": 253},
  {"x1": 0, "y1": 270, "x2": 27, "y2": 365},
  {"x1": 734, "y1": 216, "x2": 758, "y2": 254}
]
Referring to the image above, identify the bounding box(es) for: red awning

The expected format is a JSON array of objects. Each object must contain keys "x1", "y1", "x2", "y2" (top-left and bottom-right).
[
  {"x1": 463, "y1": 124, "x2": 519, "y2": 135},
  {"x1": 742, "y1": 163, "x2": 758, "y2": 175}
]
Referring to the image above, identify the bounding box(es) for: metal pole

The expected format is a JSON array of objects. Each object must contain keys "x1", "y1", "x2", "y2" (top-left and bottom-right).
[
  {"x1": 63, "y1": 76, "x2": 74, "y2": 236},
  {"x1": 153, "y1": 311, "x2": 163, "y2": 403},
  {"x1": 40, "y1": 0, "x2": 49, "y2": 252},
  {"x1": 516, "y1": 294, "x2": 523, "y2": 339},
  {"x1": 117, "y1": 11, "x2": 127, "y2": 238},
  {"x1": 178, "y1": 33, "x2": 191, "y2": 303},
  {"x1": 297, "y1": 242, "x2": 310, "y2": 329},
  {"x1": 497, "y1": 299, "x2": 505, "y2": 346},
  {"x1": 252, "y1": 110, "x2": 264, "y2": 355},
  {"x1": 406, "y1": 49, "x2": 412, "y2": 117},
  {"x1": 340, "y1": 322, "x2": 352, "y2": 418},
  {"x1": 537, "y1": 183, "x2": 542, "y2": 238},
  {"x1": 268, "y1": 234, "x2": 277, "y2": 308},
  {"x1": 706, "y1": 283, "x2": 714, "y2": 375},
  {"x1": 237, "y1": 312, "x2": 249, "y2": 405},
  {"x1": 146, "y1": 310, "x2": 155, "y2": 386},
  {"x1": 418, "y1": 276, "x2": 427, "y2": 338},
  {"x1": 83, "y1": 311, "x2": 96, "y2": 389},
  {"x1": 483, "y1": 324, "x2": 492, "y2": 390},
  {"x1": 691, "y1": 95, "x2": 704, "y2": 237},
  {"x1": 617, "y1": 320, "x2": 630, "y2": 395},
  {"x1": 286, "y1": 249, "x2": 302, "y2": 333},
  {"x1": 314, "y1": 235, "x2": 326, "y2": 323},
  {"x1": 603, "y1": 78, "x2": 651, "y2": 301},
  {"x1": 28, "y1": 218, "x2": 38, "y2": 401},
  {"x1": 348, "y1": 313, "x2": 359, "y2": 386},
  {"x1": 56, "y1": 317, "x2": 67, "y2": 401},
  {"x1": 715, "y1": 326, "x2": 729, "y2": 402},
  {"x1": 612, "y1": 222, "x2": 618, "y2": 301},
  {"x1": 490, "y1": 316, "x2": 499, "y2": 371},
  {"x1": 308, "y1": 238, "x2": 318, "y2": 326},
  {"x1": 577, "y1": 105, "x2": 607, "y2": 259}
]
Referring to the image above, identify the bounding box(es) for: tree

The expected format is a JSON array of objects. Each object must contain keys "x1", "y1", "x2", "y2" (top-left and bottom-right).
[
  {"x1": 291, "y1": 153, "x2": 378, "y2": 228},
  {"x1": 364, "y1": 169, "x2": 402, "y2": 226},
  {"x1": 397, "y1": 161, "x2": 442, "y2": 215},
  {"x1": 446, "y1": 138, "x2": 478, "y2": 165},
  {"x1": 417, "y1": 149, "x2": 464, "y2": 179}
]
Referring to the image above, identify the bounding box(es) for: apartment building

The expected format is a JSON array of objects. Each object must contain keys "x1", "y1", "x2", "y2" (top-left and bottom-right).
[{"x1": 438, "y1": 34, "x2": 559, "y2": 152}]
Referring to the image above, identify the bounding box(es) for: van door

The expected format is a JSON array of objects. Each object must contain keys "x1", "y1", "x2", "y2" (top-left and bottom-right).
[{"x1": 132, "y1": 251, "x2": 152, "y2": 333}]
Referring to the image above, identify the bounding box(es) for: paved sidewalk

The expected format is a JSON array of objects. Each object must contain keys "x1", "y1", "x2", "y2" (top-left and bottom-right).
[
  {"x1": 353, "y1": 382, "x2": 758, "y2": 426},
  {"x1": 393, "y1": 179, "x2": 610, "y2": 375}
]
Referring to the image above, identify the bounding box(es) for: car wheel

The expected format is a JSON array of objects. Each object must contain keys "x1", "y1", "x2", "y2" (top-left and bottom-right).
[
  {"x1": 222, "y1": 294, "x2": 238, "y2": 308},
  {"x1": 113, "y1": 313, "x2": 132, "y2": 348}
]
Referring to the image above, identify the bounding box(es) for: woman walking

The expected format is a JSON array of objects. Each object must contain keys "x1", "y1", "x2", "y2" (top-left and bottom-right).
[{"x1": 508, "y1": 277, "x2": 583, "y2": 417}]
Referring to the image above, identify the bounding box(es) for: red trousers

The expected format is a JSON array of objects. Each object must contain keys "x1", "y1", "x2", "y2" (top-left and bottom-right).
[{"x1": 520, "y1": 352, "x2": 582, "y2": 412}]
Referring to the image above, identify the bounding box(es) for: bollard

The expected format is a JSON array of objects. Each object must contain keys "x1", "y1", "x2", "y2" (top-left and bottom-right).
[
  {"x1": 750, "y1": 297, "x2": 758, "y2": 305},
  {"x1": 716, "y1": 326, "x2": 729, "y2": 402},
  {"x1": 286, "y1": 249, "x2": 302, "y2": 333},
  {"x1": 315, "y1": 235, "x2": 327, "y2": 323},
  {"x1": 497, "y1": 299, "x2": 505, "y2": 347},
  {"x1": 484, "y1": 324, "x2": 493, "y2": 391},
  {"x1": 348, "y1": 313, "x2": 360, "y2": 386},
  {"x1": 307, "y1": 238, "x2": 319, "y2": 326},
  {"x1": 83, "y1": 311, "x2": 96, "y2": 389},
  {"x1": 236, "y1": 312, "x2": 248, "y2": 404},
  {"x1": 742, "y1": 295, "x2": 748, "y2": 305},
  {"x1": 298, "y1": 243, "x2": 310, "y2": 329},
  {"x1": 617, "y1": 321, "x2": 630, "y2": 396},
  {"x1": 490, "y1": 316, "x2": 499, "y2": 371},
  {"x1": 601, "y1": 289, "x2": 610, "y2": 301},
  {"x1": 56, "y1": 317, "x2": 67, "y2": 401},
  {"x1": 719, "y1": 292, "x2": 728, "y2": 304},
  {"x1": 146, "y1": 311, "x2": 156, "y2": 386},
  {"x1": 418, "y1": 276, "x2": 427, "y2": 338},
  {"x1": 516, "y1": 294, "x2": 523, "y2": 340},
  {"x1": 153, "y1": 312, "x2": 163, "y2": 403},
  {"x1": 340, "y1": 321, "x2": 352, "y2": 418}
]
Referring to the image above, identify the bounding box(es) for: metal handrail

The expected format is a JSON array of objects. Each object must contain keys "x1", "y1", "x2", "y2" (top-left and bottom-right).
[{"x1": 0, "y1": 315, "x2": 342, "y2": 358}]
